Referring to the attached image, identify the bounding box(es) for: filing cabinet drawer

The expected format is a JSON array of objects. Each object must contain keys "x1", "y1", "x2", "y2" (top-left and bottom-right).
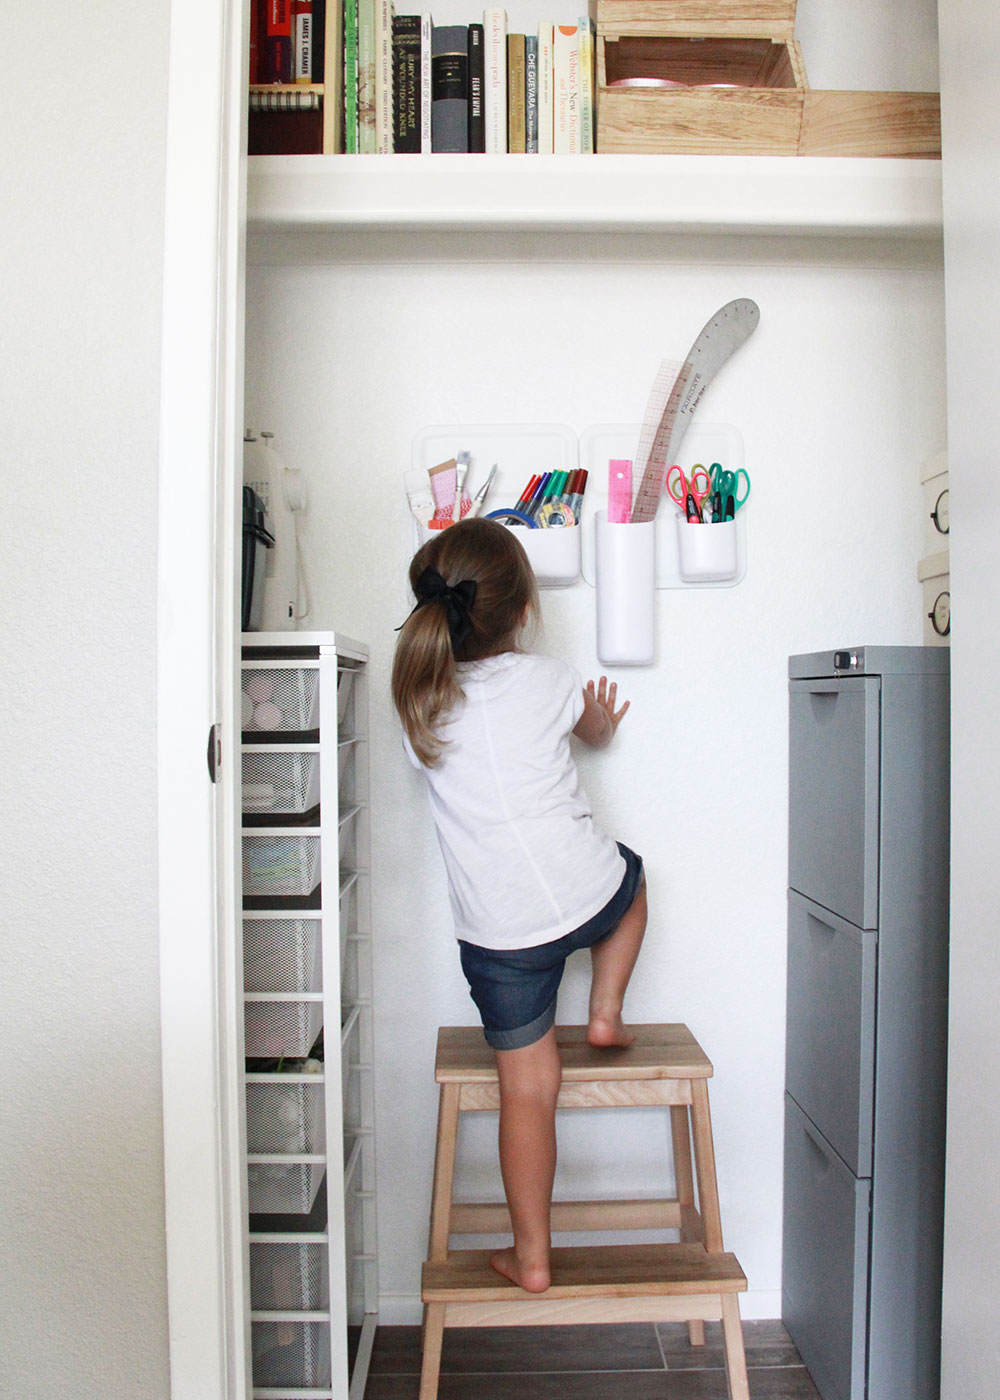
[
  {"x1": 788, "y1": 677, "x2": 880, "y2": 929},
  {"x1": 785, "y1": 891, "x2": 876, "y2": 1177},
  {"x1": 782, "y1": 1095, "x2": 870, "y2": 1400}
]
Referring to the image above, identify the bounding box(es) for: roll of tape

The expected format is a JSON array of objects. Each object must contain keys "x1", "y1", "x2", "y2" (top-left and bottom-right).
[
  {"x1": 485, "y1": 508, "x2": 539, "y2": 528},
  {"x1": 535, "y1": 502, "x2": 576, "y2": 528}
]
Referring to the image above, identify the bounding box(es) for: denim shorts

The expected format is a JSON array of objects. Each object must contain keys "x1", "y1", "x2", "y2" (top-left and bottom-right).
[{"x1": 458, "y1": 843, "x2": 644, "y2": 1052}]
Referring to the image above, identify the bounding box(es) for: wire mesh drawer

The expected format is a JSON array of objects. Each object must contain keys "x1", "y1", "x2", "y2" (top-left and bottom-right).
[
  {"x1": 243, "y1": 834, "x2": 321, "y2": 898},
  {"x1": 246, "y1": 1079, "x2": 326, "y2": 1155},
  {"x1": 251, "y1": 1240, "x2": 330, "y2": 1311},
  {"x1": 252, "y1": 1318, "x2": 331, "y2": 1389},
  {"x1": 245, "y1": 998, "x2": 324, "y2": 1059},
  {"x1": 244, "y1": 919, "x2": 323, "y2": 994},
  {"x1": 247, "y1": 1161, "x2": 325, "y2": 1216},
  {"x1": 243, "y1": 667, "x2": 320, "y2": 734},
  {"x1": 243, "y1": 751, "x2": 321, "y2": 817}
]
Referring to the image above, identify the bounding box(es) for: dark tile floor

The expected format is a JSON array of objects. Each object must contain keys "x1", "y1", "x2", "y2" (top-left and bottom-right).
[{"x1": 364, "y1": 1320, "x2": 822, "y2": 1399}]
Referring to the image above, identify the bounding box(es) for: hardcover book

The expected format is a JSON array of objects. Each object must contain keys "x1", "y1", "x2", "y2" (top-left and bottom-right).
[
  {"x1": 553, "y1": 23, "x2": 579, "y2": 154},
  {"x1": 468, "y1": 22, "x2": 485, "y2": 152},
  {"x1": 344, "y1": 0, "x2": 360, "y2": 151},
  {"x1": 294, "y1": 0, "x2": 313, "y2": 82},
  {"x1": 536, "y1": 22, "x2": 553, "y2": 154},
  {"x1": 420, "y1": 14, "x2": 433, "y2": 151},
  {"x1": 393, "y1": 15, "x2": 422, "y2": 152},
  {"x1": 357, "y1": 0, "x2": 378, "y2": 151},
  {"x1": 524, "y1": 33, "x2": 538, "y2": 152},
  {"x1": 377, "y1": 0, "x2": 394, "y2": 152},
  {"x1": 507, "y1": 33, "x2": 526, "y2": 153},
  {"x1": 263, "y1": 0, "x2": 294, "y2": 83},
  {"x1": 431, "y1": 23, "x2": 469, "y2": 151},
  {"x1": 578, "y1": 14, "x2": 595, "y2": 153},
  {"x1": 483, "y1": 7, "x2": 507, "y2": 153}
]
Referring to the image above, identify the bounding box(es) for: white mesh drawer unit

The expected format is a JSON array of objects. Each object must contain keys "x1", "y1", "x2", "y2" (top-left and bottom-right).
[{"x1": 240, "y1": 632, "x2": 378, "y2": 1399}]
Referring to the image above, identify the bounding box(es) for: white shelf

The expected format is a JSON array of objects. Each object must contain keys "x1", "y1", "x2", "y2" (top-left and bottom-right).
[{"x1": 247, "y1": 153, "x2": 943, "y2": 238}]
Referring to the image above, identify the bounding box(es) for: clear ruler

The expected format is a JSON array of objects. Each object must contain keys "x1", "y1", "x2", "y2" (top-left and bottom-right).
[{"x1": 631, "y1": 299, "x2": 760, "y2": 522}]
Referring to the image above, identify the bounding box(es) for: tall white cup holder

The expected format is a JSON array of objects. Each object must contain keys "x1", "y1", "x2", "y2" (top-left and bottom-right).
[{"x1": 595, "y1": 512, "x2": 656, "y2": 666}]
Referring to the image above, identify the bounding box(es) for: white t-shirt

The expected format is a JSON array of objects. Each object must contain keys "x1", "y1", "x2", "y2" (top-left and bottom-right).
[{"x1": 405, "y1": 651, "x2": 626, "y2": 950}]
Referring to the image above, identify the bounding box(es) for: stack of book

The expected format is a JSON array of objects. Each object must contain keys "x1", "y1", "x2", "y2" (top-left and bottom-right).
[
  {"x1": 248, "y1": 0, "x2": 597, "y2": 154},
  {"x1": 407, "y1": 11, "x2": 596, "y2": 153}
]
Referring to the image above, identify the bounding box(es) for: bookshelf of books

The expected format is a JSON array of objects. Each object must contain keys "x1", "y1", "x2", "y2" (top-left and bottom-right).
[{"x1": 249, "y1": 0, "x2": 940, "y2": 161}]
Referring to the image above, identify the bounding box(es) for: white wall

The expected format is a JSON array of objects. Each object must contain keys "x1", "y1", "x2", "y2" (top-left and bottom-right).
[
  {"x1": 938, "y1": 2, "x2": 1000, "y2": 1395},
  {"x1": 245, "y1": 231, "x2": 945, "y2": 1320},
  {"x1": 0, "y1": 3, "x2": 172, "y2": 1394}
]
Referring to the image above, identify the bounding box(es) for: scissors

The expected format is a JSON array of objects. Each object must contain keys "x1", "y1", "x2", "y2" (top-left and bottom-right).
[
  {"x1": 665, "y1": 464, "x2": 712, "y2": 523},
  {"x1": 709, "y1": 463, "x2": 751, "y2": 521}
]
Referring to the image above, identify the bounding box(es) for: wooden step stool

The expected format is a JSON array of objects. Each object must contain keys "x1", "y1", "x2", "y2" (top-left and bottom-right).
[{"x1": 420, "y1": 1023, "x2": 749, "y2": 1400}]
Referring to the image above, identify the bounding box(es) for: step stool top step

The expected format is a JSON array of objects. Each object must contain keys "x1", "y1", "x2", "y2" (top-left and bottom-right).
[
  {"x1": 435, "y1": 1023, "x2": 713, "y2": 1083},
  {"x1": 422, "y1": 1243, "x2": 746, "y2": 1302}
]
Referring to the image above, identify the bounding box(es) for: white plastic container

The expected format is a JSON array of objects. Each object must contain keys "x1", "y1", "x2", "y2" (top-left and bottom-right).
[
  {"x1": 676, "y1": 518, "x2": 739, "y2": 583},
  {"x1": 595, "y1": 512, "x2": 656, "y2": 665}
]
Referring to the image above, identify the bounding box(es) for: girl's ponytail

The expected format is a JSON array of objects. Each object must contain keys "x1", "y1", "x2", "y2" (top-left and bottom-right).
[{"x1": 392, "y1": 518, "x2": 538, "y2": 766}]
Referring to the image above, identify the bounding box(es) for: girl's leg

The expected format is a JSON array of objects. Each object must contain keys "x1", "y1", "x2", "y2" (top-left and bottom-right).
[
  {"x1": 588, "y1": 880, "x2": 647, "y2": 1048},
  {"x1": 490, "y1": 1025, "x2": 562, "y2": 1293}
]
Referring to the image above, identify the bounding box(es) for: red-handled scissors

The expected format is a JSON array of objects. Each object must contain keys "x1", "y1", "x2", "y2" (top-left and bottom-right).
[{"x1": 665, "y1": 464, "x2": 712, "y2": 523}]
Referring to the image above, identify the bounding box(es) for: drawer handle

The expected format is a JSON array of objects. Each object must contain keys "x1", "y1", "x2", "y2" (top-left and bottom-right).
[
  {"x1": 802, "y1": 1119, "x2": 834, "y2": 1176},
  {"x1": 807, "y1": 912, "x2": 837, "y2": 939}
]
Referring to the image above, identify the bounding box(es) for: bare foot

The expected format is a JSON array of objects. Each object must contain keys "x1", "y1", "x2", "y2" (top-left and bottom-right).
[
  {"x1": 490, "y1": 1247, "x2": 551, "y2": 1293},
  {"x1": 587, "y1": 1013, "x2": 636, "y2": 1049}
]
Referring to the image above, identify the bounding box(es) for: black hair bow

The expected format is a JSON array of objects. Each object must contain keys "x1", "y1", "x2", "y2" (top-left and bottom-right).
[{"x1": 410, "y1": 567, "x2": 478, "y2": 651}]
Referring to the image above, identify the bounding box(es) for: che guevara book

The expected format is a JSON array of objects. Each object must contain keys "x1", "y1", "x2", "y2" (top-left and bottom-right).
[
  {"x1": 431, "y1": 23, "x2": 469, "y2": 151},
  {"x1": 524, "y1": 33, "x2": 538, "y2": 152}
]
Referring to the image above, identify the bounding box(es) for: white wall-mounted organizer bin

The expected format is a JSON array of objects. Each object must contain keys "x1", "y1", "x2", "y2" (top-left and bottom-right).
[
  {"x1": 594, "y1": 513, "x2": 657, "y2": 665},
  {"x1": 583, "y1": 423, "x2": 749, "y2": 664},
  {"x1": 241, "y1": 632, "x2": 378, "y2": 1399},
  {"x1": 579, "y1": 423, "x2": 749, "y2": 588},
  {"x1": 410, "y1": 423, "x2": 583, "y2": 587}
]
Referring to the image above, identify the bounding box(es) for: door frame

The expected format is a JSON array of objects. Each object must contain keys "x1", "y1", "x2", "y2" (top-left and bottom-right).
[{"x1": 157, "y1": 0, "x2": 248, "y2": 1394}]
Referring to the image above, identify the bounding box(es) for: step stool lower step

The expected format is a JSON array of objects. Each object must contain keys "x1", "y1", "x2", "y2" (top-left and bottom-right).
[{"x1": 423, "y1": 1242, "x2": 747, "y2": 1303}]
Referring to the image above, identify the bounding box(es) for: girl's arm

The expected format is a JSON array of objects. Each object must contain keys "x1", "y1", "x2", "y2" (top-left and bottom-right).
[{"x1": 572, "y1": 676, "x2": 630, "y2": 749}]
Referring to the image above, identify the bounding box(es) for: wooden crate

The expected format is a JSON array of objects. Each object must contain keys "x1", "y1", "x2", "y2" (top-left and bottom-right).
[{"x1": 595, "y1": 0, "x2": 940, "y2": 157}]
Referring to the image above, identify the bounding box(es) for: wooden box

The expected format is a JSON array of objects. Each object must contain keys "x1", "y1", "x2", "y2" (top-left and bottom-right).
[{"x1": 595, "y1": 0, "x2": 940, "y2": 157}]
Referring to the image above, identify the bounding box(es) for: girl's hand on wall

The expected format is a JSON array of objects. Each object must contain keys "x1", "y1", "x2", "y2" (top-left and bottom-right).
[{"x1": 574, "y1": 676, "x2": 630, "y2": 748}]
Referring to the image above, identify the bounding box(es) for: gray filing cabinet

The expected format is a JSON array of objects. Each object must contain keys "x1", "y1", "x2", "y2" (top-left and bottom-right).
[{"x1": 782, "y1": 647, "x2": 950, "y2": 1400}]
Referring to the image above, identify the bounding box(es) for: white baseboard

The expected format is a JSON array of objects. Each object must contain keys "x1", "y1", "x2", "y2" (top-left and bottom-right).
[{"x1": 377, "y1": 1288, "x2": 783, "y2": 1327}]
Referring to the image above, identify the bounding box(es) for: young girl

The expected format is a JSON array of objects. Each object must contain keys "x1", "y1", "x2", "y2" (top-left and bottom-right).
[{"x1": 392, "y1": 517, "x2": 646, "y2": 1294}]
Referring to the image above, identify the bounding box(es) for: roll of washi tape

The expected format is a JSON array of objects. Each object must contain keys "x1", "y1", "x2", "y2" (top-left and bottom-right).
[
  {"x1": 485, "y1": 508, "x2": 539, "y2": 528},
  {"x1": 535, "y1": 501, "x2": 576, "y2": 528}
]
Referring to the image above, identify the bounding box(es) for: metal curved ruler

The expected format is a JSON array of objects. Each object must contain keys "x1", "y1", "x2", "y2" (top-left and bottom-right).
[{"x1": 631, "y1": 299, "x2": 760, "y2": 522}]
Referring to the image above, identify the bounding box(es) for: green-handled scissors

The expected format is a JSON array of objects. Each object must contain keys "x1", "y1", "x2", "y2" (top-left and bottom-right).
[{"x1": 709, "y1": 463, "x2": 751, "y2": 521}]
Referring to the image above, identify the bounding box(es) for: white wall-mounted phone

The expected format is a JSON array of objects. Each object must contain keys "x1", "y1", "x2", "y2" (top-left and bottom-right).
[{"x1": 243, "y1": 430, "x2": 310, "y2": 629}]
